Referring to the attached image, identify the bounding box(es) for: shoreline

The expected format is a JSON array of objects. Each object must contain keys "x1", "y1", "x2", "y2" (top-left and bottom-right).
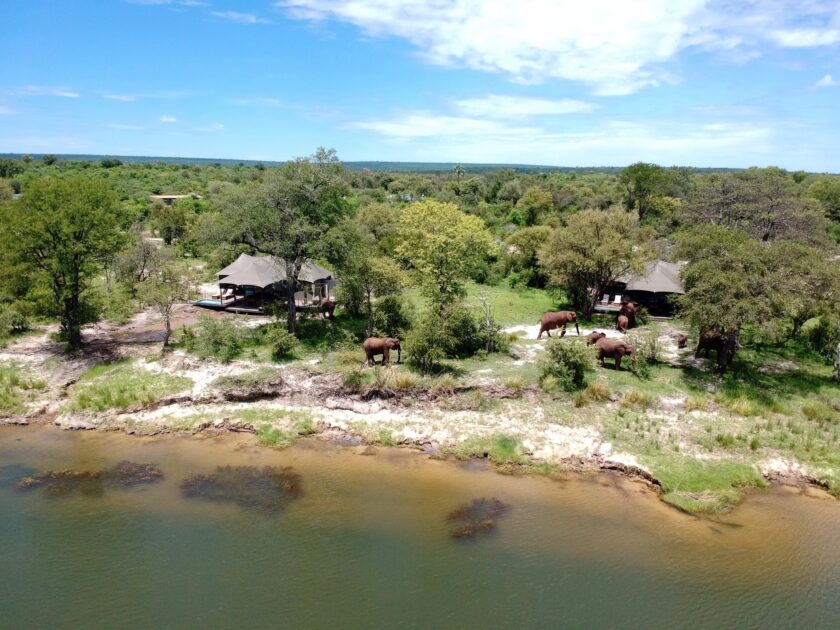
[{"x1": 3, "y1": 409, "x2": 835, "y2": 515}]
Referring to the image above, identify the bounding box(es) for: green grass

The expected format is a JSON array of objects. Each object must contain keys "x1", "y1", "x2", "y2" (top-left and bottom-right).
[
  {"x1": 646, "y1": 456, "x2": 767, "y2": 513},
  {"x1": 403, "y1": 281, "x2": 560, "y2": 327},
  {"x1": 211, "y1": 367, "x2": 281, "y2": 390},
  {"x1": 0, "y1": 363, "x2": 46, "y2": 416},
  {"x1": 69, "y1": 361, "x2": 193, "y2": 412},
  {"x1": 450, "y1": 434, "x2": 528, "y2": 466},
  {"x1": 255, "y1": 412, "x2": 318, "y2": 447}
]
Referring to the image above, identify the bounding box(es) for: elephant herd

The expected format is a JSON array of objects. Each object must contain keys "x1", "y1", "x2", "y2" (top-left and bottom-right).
[{"x1": 360, "y1": 300, "x2": 715, "y2": 371}]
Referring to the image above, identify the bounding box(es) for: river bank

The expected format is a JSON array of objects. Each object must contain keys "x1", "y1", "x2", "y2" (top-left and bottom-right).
[{"x1": 1, "y1": 310, "x2": 839, "y2": 513}]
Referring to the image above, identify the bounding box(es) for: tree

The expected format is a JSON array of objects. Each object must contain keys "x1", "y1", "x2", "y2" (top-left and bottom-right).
[
  {"x1": 808, "y1": 176, "x2": 840, "y2": 222},
  {"x1": 151, "y1": 199, "x2": 189, "y2": 245},
  {"x1": 2, "y1": 177, "x2": 125, "y2": 347},
  {"x1": 42, "y1": 154, "x2": 57, "y2": 165},
  {"x1": 516, "y1": 186, "x2": 553, "y2": 226},
  {"x1": 0, "y1": 158, "x2": 24, "y2": 179},
  {"x1": 505, "y1": 225, "x2": 552, "y2": 287},
  {"x1": 218, "y1": 148, "x2": 349, "y2": 334},
  {"x1": 395, "y1": 200, "x2": 494, "y2": 308},
  {"x1": 540, "y1": 209, "x2": 652, "y2": 318},
  {"x1": 136, "y1": 251, "x2": 196, "y2": 348},
  {"x1": 619, "y1": 162, "x2": 666, "y2": 221},
  {"x1": 686, "y1": 168, "x2": 826, "y2": 244}
]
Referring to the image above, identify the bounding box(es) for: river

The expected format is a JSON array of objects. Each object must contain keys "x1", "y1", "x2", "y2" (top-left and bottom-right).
[{"x1": 1, "y1": 426, "x2": 838, "y2": 628}]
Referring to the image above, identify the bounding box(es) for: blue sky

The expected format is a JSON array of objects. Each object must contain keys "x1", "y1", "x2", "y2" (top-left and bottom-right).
[{"x1": 1, "y1": 0, "x2": 839, "y2": 170}]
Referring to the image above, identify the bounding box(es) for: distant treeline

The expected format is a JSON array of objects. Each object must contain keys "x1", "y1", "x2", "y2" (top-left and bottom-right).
[{"x1": 0, "y1": 153, "x2": 747, "y2": 174}]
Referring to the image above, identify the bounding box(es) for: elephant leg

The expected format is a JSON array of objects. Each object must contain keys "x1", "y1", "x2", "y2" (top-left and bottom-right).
[
  {"x1": 615, "y1": 355, "x2": 622, "y2": 370},
  {"x1": 560, "y1": 324, "x2": 567, "y2": 338},
  {"x1": 575, "y1": 322, "x2": 580, "y2": 336},
  {"x1": 383, "y1": 348, "x2": 389, "y2": 365}
]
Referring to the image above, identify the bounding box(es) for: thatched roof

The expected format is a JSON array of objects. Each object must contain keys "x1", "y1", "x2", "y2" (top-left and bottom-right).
[
  {"x1": 618, "y1": 260, "x2": 685, "y2": 295},
  {"x1": 218, "y1": 253, "x2": 333, "y2": 288}
]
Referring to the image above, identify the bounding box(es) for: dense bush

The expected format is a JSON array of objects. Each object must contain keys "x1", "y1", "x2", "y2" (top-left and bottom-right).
[
  {"x1": 263, "y1": 326, "x2": 298, "y2": 360},
  {"x1": 0, "y1": 302, "x2": 32, "y2": 338},
  {"x1": 371, "y1": 295, "x2": 413, "y2": 338},
  {"x1": 802, "y1": 314, "x2": 840, "y2": 362},
  {"x1": 538, "y1": 339, "x2": 593, "y2": 391},
  {"x1": 404, "y1": 311, "x2": 447, "y2": 374},
  {"x1": 180, "y1": 316, "x2": 245, "y2": 363}
]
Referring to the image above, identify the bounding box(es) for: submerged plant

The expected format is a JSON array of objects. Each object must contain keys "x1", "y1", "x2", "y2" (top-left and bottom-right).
[
  {"x1": 446, "y1": 497, "x2": 510, "y2": 539},
  {"x1": 180, "y1": 465, "x2": 302, "y2": 514},
  {"x1": 17, "y1": 461, "x2": 164, "y2": 496}
]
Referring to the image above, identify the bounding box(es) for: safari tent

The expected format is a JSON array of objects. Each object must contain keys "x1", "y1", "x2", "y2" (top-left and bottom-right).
[
  {"x1": 197, "y1": 253, "x2": 335, "y2": 314},
  {"x1": 600, "y1": 260, "x2": 686, "y2": 316}
]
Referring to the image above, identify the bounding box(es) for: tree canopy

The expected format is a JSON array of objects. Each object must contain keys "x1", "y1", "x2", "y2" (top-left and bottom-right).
[
  {"x1": 395, "y1": 200, "x2": 494, "y2": 307},
  {"x1": 1, "y1": 177, "x2": 125, "y2": 347}
]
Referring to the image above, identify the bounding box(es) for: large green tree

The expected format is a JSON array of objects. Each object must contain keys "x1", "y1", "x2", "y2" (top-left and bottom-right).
[
  {"x1": 2, "y1": 177, "x2": 125, "y2": 347},
  {"x1": 540, "y1": 209, "x2": 652, "y2": 318},
  {"x1": 395, "y1": 200, "x2": 494, "y2": 308},
  {"x1": 218, "y1": 148, "x2": 349, "y2": 333},
  {"x1": 619, "y1": 162, "x2": 666, "y2": 221}
]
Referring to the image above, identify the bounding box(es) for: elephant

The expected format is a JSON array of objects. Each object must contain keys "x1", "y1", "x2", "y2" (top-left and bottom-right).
[
  {"x1": 537, "y1": 311, "x2": 580, "y2": 338},
  {"x1": 616, "y1": 315, "x2": 630, "y2": 333},
  {"x1": 320, "y1": 299, "x2": 337, "y2": 320},
  {"x1": 586, "y1": 331, "x2": 635, "y2": 370},
  {"x1": 677, "y1": 334, "x2": 688, "y2": 349},
  {"x1": 618, "y1": 301, "x2": 639, "y2": 328},
  {"x1": 694, "y1": 330, "x2": 725, "y2": 359},
  {"x1": 695, "y1": 329, "x2": 740, "y2": 370},
  {"x1": 363, "y1": 337, "x2": 401, "y2": 366}
]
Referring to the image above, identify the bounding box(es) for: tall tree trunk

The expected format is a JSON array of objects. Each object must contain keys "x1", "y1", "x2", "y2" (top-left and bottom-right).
[
  {"x1": 162, "y1": 311, "x2": 172, "y2": 348},
  {"x1": 286, "y1": 281, "x2": 298, "y2": 335},
  {"x1": 366, "y1": 289, "x2": 373, "y2": 337},
  {"x1": 62, "y1": 294, "x2": 82, "y2": 349}
]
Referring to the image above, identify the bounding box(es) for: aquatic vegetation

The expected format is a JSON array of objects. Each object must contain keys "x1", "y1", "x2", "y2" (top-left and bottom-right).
[
  {"x1": 17, "y1": 461, "x2": 164, "y2": 496},
  {"x1": 447, "y1": 497, "x2": 510, "y2": 539},
  {"x1": 180, "y1": 465, "x2": 302, "y2": 514}
]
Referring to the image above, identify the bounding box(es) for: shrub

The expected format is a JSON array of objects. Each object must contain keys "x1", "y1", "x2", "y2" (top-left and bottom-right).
[
  {"x1": 628, "y1": 330, "x2": 664, "y2": 364},
  {"x1": 802, "y1": 314, "x2": 840, "y2": 361},
  {"x1": 69, "y1": 362, "x2": 192, "y2": 412},
  {"x1": 342, "y1": 369, "x2": 368, "y2": 392},
  {"x1": 575, "y1": 381, "x2": 611, "y2": 407},
  {"x1": 539, "y1": 339, "x2": 593, "y2": 391},
  {"x1": 181, "y1": 316, "x2": 245, "y2": 363},
  {"x1": 371, "y1": 295, "x2": 413, "y2": 338},
  {"x1": 297, "y1": 318, "x2": 358, "y2": 353},
  {"x1": 622, "y1": 389, "x2": 652, "y2": 408},
  {"x1": 0, "y1": 302, "x2": 32, "y2": 337},
  {"x1": 263, "y1": 326, "x2": 297, "y2": 361},
  {"x1": 404, "y1": 311, "x2": 447, "y2": 374}
]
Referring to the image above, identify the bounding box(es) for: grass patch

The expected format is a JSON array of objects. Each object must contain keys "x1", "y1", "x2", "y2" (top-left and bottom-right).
[
  {"x1": 211, "y1": 367, "x2": 281, "y2": 390},
  {"x1": 69, "y1": 361, "x2": 192, "y2": 412},
  {"x1": 0, "y1": 363, "x2": 46, "y2": 416},
  {"x1": 574, "y1": 381, "x2": 611, "y2": 407},
  {"x1": 647, "y1": 457, "x2": 766, "y2": 513},
  {"x1": 255, "y1": 413, "x2": 317, "y2": 448},
  {"x1": 451, "y1": 434, "x2": 528, "y2": 466}
]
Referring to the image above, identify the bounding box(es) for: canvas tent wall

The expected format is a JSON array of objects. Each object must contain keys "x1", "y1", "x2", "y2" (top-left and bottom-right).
[
  {"x1": 217, "y1": 253, "x2": 334, "y2": 303},
  {"x1": 609, "y1": 260, "x2": 686, "y2": 315}
]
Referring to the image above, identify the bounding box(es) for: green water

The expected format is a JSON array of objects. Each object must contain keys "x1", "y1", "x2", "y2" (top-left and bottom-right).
[{"x1": 1, "y1": 426, "x2": 839, "y2": 628}]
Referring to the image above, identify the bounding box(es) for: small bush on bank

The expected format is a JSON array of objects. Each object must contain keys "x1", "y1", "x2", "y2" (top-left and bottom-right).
[
  {"x1": 575, "y1": 381, "x2": 611, "y2": 407},
  {"x1": 180, "y1": 316, "x2": 245, "y2": 363},
  {"x1": 539, "y1": 338, "x2": 593, "y2": 392},
  {"x1": 262, "y1": 326, "x2": 298, "y2": 361},
  {"x1": 0, "y1": 302, "x2": 32, "y2": 338},
  {"x1": 371, "y1": 295, "x2": 414, "y2": 338},
  {"x1": 0, "y1": 362, "x2": 45, "y2": 416}
]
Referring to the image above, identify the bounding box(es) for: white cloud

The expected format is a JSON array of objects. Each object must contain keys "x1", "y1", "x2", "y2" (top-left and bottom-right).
[
  {"x1": 15, "y1": 85, "x2": 80, "y2": 98},
  {"x1": 346, "y1": 109, "x2": 772, "y2": 165},
  {"x1": 815, "y1": 74, "x2": 837, "y2": 87},
  {"x1": 159, "y1": 115, "x2": 177, "y2": 123},
  {"x1": 348, "y1": 112, "x2": 539, "y2": 139},
  {"x1": 196, "y1": 123, "x2": 224, "y2": 132},
  {"x1": 455, "y1": 95, "x2": 598, "y2": 118},
  {"x1": 770, "y1": 28, "x2": 840, "y2": 48},
  {"x1": 210, "y1": 11, "x2": 270, "y2": 24},
  {"x1": 280, "y1": 0, "x2": 840, "y2": 94},
  {"x1": 103, "y1": 93, "x2": 137, "y2": 102}
]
